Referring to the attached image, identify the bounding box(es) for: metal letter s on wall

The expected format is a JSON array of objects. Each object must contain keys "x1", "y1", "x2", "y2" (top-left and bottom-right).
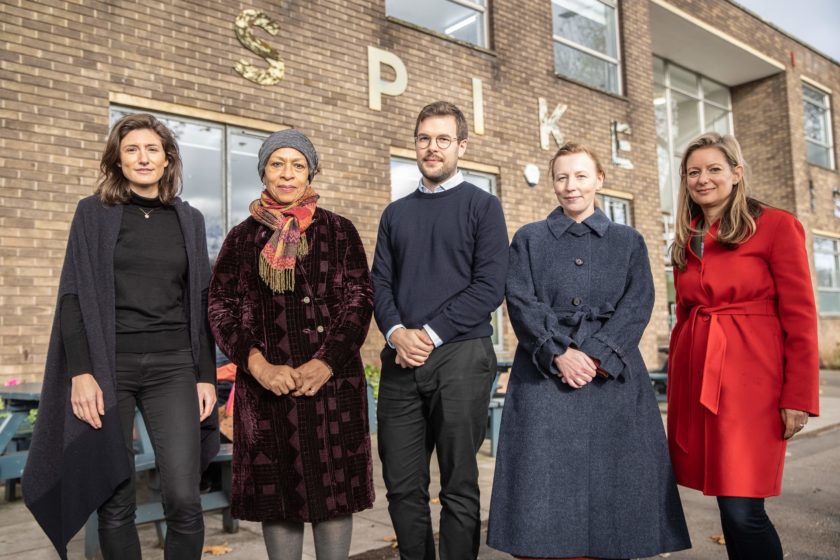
[{"x1": 234, "y1": 9, "x2": 285, "y2": 86}]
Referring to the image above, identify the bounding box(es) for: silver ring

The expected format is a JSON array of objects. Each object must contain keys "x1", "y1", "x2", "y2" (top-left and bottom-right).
[
  {"x1": 308, "y1": 390, "x2": 314, "y2": 395},
  {"x1": 798, "y1": 423, "x2": 806, "y2": 428}
]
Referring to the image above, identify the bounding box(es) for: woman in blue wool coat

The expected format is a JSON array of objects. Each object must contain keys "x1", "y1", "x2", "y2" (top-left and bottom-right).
[{"x1": 487, "y1": 142, "x2": 690, "y2": 560}]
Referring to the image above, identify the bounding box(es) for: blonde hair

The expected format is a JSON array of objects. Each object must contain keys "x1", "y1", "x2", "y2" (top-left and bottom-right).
[
  {"x1": 671, "y1": 132, "x2": 762, "y2": 270},
  {"x1": 95, "y1": 113, "x2": 183, "y2": 205}
]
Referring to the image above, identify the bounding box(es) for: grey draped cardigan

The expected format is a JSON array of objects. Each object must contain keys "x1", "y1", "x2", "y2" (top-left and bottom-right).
[{"x1": 21, "y1": 195, "x2": 218, "y2": 559}]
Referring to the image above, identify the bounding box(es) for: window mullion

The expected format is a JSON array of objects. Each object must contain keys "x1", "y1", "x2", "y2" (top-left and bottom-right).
[
  {"x1": 553, "y1": 35, "x2": 618, "y2": 64},
  {"x1": 449, "y1": 0, "x2": 485, "y2": 13}
]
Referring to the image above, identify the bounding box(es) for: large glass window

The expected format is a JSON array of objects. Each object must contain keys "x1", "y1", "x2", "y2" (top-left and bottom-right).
[
  {"x1": 389, "y1": 157, "x2": 496, "y2": 200},
  {"x1": 385, "y1": 0, "x2": 488, "y2": 48},
  {"x1": 654, "y1": 58, "x2": 733, "y2": 224},
  {"x1": 653, "y1": 58, "x2": 732, "y2": 328},
  {"x1": 803, "y1": 83, "x2": 835, "y2": 169},
  {"x1": 551, "y1": 0, "x2": 620, "y2": 94},
  {"x1": 389, "y1": 156, "x2": 503, "y2": 349},
  {"x1": 815, "y1": 235, "x2": 840, "y2": 314},
  {"x1": 110, "y1": 107, "x2": 267, "y2": 257},
  {"x1": 597, "y1": 194, "x2": 631, "y2": 225}
]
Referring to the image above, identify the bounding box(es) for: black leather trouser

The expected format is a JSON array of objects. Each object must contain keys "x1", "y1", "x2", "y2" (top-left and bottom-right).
[{"x1": 98, "y1": 349, "x2": 204, "y2": 560}]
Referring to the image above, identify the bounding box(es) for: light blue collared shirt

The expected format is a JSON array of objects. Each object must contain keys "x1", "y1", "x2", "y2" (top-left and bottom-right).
[
  {"x1": 417, "y1": 170, "x2": 464, "y2": 194},
  {"x1": 386, "y1": 171, "x2": 465, "y2": 350}
]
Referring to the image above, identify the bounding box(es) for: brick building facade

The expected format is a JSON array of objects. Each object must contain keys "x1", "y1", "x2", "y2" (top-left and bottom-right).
[{"x1": 2, "y1": 0, "x2": 839, "y2": 383}]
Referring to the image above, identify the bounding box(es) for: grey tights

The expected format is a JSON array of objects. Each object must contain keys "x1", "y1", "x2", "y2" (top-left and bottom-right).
[{"x1": 262, "y1": 515, "x2": 353, "y2": 560}]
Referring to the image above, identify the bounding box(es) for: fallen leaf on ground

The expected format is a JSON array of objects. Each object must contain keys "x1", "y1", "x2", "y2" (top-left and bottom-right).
[
  {"x1": 202, "y1": 543, "x2": 232, "y2": 555},
  {"x1": 431, "y1": 497, "x2": 440, "y2": 504},
  {"x1": 383, "y1": 534, "x2": 397, "y2": 542},
  {"x1": 710, "y1": 534, "x2": 726, "y2": 545}
]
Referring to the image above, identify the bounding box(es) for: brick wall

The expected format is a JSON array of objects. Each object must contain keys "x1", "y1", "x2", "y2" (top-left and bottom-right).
[
  {"x1": 2, "y1": 0, "x2": 839, "y2": 383},
  {"x1": 666, "y1": 0, "x2": 840, "y2": 364}
]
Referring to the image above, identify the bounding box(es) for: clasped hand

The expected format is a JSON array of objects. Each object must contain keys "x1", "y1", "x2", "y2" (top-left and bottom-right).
[
  {"x1": 390, "y1": 327, "x2": 434, "y2": 368},
  {"x1": 248, "y1": 349, "x2": 332, "y2": 397},
  {"x1": 553, "y1": 348, "x2": 597, "y2": 389}
]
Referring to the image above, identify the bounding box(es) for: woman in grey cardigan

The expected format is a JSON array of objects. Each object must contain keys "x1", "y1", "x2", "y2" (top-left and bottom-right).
[{"x1": 487, "y1": 143, "x2": 690, "y2": 559}]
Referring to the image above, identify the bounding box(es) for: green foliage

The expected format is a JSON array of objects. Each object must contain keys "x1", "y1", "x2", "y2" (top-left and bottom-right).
[
  {"x1": 364, "y1": 364, "x2": 381, "y2": 400},
  {"x1": 0, "y1": 397, "x2": 37, "y2": 428}
]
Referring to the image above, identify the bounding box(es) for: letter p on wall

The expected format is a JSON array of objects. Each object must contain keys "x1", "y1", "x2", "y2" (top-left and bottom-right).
[{"x1": 368, "y1": 46, "x2": 407, "y2": 111}]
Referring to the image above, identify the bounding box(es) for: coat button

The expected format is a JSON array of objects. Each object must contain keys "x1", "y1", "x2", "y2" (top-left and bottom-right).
[
  {"x1": 572, "y1": 297, "x2": 582, "y2": 306},
  {"x1": 302, "y1": 296, "x2": 311, "y2": 304},
  {"x1": 316, "y1": 325, "x2": 325, "y2": 333},
  {"x1": 574, "y1": 258, "x2": 584, "y2": 266}
]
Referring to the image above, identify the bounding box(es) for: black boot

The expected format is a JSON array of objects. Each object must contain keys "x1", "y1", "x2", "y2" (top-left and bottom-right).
[
  {"x1": 165, "y1": 527, "x2": 205, "y2": 560},
  {"x1": 99, "y1": 522, "x2": 141, "y2": 560}
]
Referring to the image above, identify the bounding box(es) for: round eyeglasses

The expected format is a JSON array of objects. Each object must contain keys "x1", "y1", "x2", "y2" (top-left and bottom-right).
[{"x1": 414, "y1": 135, "x2": 459, "y2": 150}]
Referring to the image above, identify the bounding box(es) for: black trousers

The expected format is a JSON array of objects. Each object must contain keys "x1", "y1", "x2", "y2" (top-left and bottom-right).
[
  {"x1": 98, "y1": 349, "x2": 204, "y2": 560},
  {"x1": 377, "y1": 338, "x2": 496, "y2": 560},
  {"x1": 717, "y1": 497, "x2": 783, "y2": 560}
]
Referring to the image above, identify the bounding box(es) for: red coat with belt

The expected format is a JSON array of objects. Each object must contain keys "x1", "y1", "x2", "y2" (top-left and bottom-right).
[{"x1": 667, "y1": 207, "x2": 819, "y2": 497}]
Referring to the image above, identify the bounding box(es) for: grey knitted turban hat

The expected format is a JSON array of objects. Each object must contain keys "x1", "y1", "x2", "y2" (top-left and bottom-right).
[{"x1": 257, "y1": 129, "x2": 319, "y2": 183}]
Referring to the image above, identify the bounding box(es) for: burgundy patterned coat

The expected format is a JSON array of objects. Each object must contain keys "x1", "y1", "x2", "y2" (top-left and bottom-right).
[{"x1": 208, "y1": 207, "x2": 374, "y2": 522}]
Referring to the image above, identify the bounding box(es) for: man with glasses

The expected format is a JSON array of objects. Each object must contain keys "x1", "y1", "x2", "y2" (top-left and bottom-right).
[{"x1": 372, "y1": 101, "x2": 508, "y2": 559}]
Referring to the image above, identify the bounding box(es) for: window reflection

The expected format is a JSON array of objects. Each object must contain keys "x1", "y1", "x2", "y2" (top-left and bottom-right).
[{"x1": 386, "y1": 0, "x2": 487, "y2": 47}]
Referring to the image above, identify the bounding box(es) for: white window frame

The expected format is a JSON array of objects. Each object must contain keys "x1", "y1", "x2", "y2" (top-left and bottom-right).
[
  {"x1": 386, "y1": 0, "x2": 489, "y2": 48},
  {"x1": 596, "y1": 192, "x2": 632, "y2": 226},
  {"x1": 653, "y1": 58, "x2": 734, "y2": 331},
  {"x1": 814, "y1": 234, "x2": 840, "y2": 316},
  {"x1": 802, "y1": 82, "x2": 836, "y2": 170},
  {"x1": 551, "y1": 0, "x2": 622, "y2": 95}
]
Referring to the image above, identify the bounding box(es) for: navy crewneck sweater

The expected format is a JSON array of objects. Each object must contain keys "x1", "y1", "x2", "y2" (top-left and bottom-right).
[{"x1": 372, "y1": 182, "x2": 509, "y2": 344}]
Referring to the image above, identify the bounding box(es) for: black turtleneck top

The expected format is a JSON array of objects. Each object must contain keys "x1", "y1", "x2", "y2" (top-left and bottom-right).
[{"x1": 61, "y1": 192, "x2": 214, "y2": 381}]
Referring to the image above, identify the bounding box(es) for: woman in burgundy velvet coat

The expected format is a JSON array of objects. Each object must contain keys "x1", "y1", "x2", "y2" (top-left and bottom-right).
[{"x1": 208, "y1": 129, "x2": 374, "y2": 560}]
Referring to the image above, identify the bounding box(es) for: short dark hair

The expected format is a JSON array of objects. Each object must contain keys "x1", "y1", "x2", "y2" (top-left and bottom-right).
[
  {"x1": 96, "y1": 113, "x2": 183, "y2": 205},
  {"x1": 414, "y1": 101, "x2": 469, "y2": 141}
]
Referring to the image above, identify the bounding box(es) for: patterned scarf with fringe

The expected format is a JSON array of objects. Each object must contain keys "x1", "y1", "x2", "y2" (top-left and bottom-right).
[{"x1": 249, "y1": 185, "x2": 319, "y2": 293}]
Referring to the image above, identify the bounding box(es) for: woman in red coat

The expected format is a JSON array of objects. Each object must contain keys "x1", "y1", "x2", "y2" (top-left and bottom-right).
[{"x1": 667, "y1": 132, "x2": 819, "y2": 560}]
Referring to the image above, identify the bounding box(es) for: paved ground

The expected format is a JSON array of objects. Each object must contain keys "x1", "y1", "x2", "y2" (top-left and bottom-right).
[{"x1": 2, "y1": 372, "x2": 838, "y2": 559}]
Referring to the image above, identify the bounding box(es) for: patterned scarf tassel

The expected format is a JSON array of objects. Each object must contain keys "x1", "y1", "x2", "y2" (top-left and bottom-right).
[
  {"x1": 258, "y1": 236, "x2": 309, "y2": 293},
  {"x1": 259, "y1": 255, "x2": 296, "y2": 293}
]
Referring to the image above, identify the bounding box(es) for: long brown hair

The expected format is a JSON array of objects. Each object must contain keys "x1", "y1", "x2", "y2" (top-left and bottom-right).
[
  {"x1": 95, "y1": 113, "x2": 183, "y2": 205},
  {"x1": 671, "y1": 132, "x2": 762, "y2": 270}
]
